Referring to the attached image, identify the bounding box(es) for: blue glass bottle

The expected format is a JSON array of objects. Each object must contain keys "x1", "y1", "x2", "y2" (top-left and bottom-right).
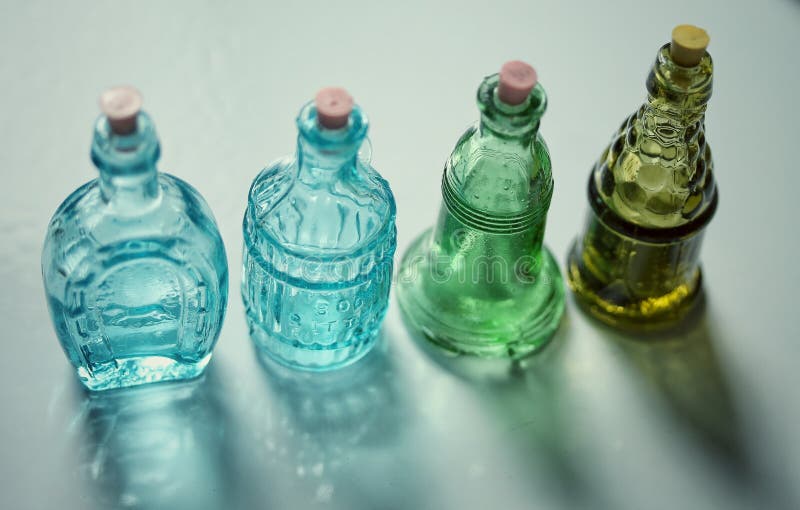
[
  {"x1": 242, "y1": 87, "x2": 396, "y2": 370},
  {"x1": 42, "y1": 86, "x2": 228, "y2": 391}
]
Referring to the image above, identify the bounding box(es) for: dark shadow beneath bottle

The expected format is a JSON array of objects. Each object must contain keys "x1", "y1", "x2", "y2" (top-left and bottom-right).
[
  {"x1": 587, "y1": 293, "x2": 751, "y2": 468},
  {"x1": 584, "y1": 291, "x2": 794, "y2": 507},
  {"x1": 400, "y1": 312, "x2": 614, "y2": 510},
  {"x1": 70, "y1": 365, "x2": 240, "y2": 510}
]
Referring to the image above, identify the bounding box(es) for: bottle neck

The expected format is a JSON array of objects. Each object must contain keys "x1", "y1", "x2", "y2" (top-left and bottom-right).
[
  {"x1": 645, "y1": 43, "x2": 713, "y2": 126},
  {"x1": 91, "y1": 112, "x2": 161, "y2": 207},
  {"x1": 295, "y1": 100, "x2": 368, "y2": 184},
  {"x1": 443, "y1": 74, "x2": 551, "y2": 218},
  {"x1": 296, "y1": 137, "x2": 360, "y2": 183},
  {"x1": 477, "y1": 74, "x2": 546, "y2": 144}
]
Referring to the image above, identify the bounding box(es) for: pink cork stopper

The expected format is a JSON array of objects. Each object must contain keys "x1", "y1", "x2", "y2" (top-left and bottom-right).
[
  {"x1": 99, "y1": 86, "x2": 143, "y2": 135},
  {"x1": 497, "y1": 61, "x2": 538, "y2": 106},
  {"x1": 315, "y1": 87, "x2": 354, "y2": 129}
]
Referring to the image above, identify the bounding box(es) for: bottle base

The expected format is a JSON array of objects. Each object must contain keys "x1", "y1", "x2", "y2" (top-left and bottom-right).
[
  {"x1": 76, "y1": 354, "x2": 211, "y2": 391},
  {"x1": 396, "y1": 228, "x2": 565, "y2": 359},
  {"x1": 566, "y1": 240, "x2": 703, "y2": 332},
  {"x1": 245, "y1": 313, "x2": 379, "y2": 371}
]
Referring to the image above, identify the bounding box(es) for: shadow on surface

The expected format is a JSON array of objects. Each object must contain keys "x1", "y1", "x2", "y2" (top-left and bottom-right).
[
  {"x1": 255, "y1": 331, "x2": 404, "y2": 448},
  {"x1": 70, "y1": 364, "x2": 241, "y2": 510},
  {"x1": 401, "y1": 312, "x2": 613, "y2": 510},
  {"x1": 587, "y1": 293, "x2": 796, "y2": 509},
  {"x1": 589, "y1": 294, "x2": 752, "y2": 477},
  {"x1": 254, "y1": 332, "x2": 426, "y2": 509},
  {"x1": 586, "y1": 292, "x2": 795, "y2": 509}
]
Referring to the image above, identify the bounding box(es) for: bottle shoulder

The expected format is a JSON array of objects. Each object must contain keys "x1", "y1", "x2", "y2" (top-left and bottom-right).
[
  {"x1": 593, "y1": 107, "x2": 717, "y2": 229},
  {"x1": 245, "y1": 157, "x2": 297, "y2": 221},
  {"x1": 43, "y1": 174, "x2": 225, "y2": 274},
  {"x1": 446, "y1": 124, "x2": 553, "y2": 215},
  {"x1": 245, "y1": 156, "x2": 396, "y2": 257}
]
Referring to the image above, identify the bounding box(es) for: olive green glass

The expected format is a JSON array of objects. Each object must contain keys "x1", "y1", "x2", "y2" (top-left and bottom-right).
[
  {"x1": 397, "y1": 74, "x2": 564, "y2": 358},
  {"x1": 567, "y1": 43, "x2": 717, "y2": 330}
]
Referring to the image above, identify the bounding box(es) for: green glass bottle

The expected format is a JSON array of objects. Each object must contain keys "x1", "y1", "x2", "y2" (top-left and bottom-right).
[
  {"x1": 397, "y1": 61, "x2": 565, "y2": 358},
  {"x1": 567, "y1": 25, "x2": 718, "y2": 330}
]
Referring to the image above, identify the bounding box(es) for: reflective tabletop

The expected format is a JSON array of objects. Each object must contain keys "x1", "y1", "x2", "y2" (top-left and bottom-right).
[{"x1": 1, "y1": 1, "x2": 799, "y2": 509}]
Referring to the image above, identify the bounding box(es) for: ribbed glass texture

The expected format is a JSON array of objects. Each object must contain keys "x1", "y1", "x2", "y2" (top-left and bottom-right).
[
  {"x1": 42, "y1": 113, "x2": 229, "y2": 390},
  {"x1": 242, "y1": 100, "x2": 396, "y2": 370},
  {"x1": 567, "y1": 44, "x2": 717, "y2": 329},
  {"x1": 397, "y1": 74, "x2": 564, "y2": 358}
]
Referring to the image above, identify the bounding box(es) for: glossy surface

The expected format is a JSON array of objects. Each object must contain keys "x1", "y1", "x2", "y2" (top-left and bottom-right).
[
  {"x1": 568, "y1": 42, "x2": 716, "y2": 329},
  {"x1": 3, "y1": 1, "x2": 800, "y2": 509},
  {"x1": 41, "y1": 111, "x2": 228, "y2": 390},
  {"x1": 397, "y1": 72, "x2": 564, "y2": 357},
  {"x1": 242, "y1": 98, "x2": 396, "y2": 370}
]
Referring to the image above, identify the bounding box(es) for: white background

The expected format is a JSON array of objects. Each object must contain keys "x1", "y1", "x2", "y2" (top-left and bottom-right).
[{"x1": 1, "y1": 1, "x2": 799, "y2": 509}]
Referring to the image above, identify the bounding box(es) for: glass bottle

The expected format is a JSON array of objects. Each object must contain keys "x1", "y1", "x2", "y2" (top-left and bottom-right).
[
  {"x1": 396, "y1": 61, "x2": 565, "y2": 358},
  {"x1": 42, "y1": 86, "x2": 229, "y2": 391},
  {"x1": 242, "y1": 87, "x2": 396, "y2": 370},
  {"x1": 567, "y1": 25, "x2": 717, "y2": 330}
]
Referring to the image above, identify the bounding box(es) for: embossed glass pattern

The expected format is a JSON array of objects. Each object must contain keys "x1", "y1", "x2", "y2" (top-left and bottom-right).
[
  {"x1": 42, "y1": 111, "x2": 229, "y2": 391},
  {"x1": 397, "y1": 72, "x2": 565, "y2": 358},
  {"x1": 242, "y1": 99, "x2": 396, "y2": 370},
  {"x1": 567, "y1": 43, "x2": 717, "y2": 329}
]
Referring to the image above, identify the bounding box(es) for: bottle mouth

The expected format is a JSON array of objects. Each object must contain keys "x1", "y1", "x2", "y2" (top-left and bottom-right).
[
  {"x1": 648, "y1": 43, "x2": 713, "y2": 109},
  {"x1": 477, "y1": 74, "x2": 547, "y2": 138},
  {"x1": 296, "y1": 99, "x2": 368, "y2": 155},
  {"x1": 91, "y1": 111, "x2": 160, "y2": 175}
]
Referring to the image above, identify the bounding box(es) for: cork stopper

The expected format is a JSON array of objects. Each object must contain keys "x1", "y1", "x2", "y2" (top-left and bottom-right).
[
  {"x1": 315, "y1": 87, "x2": 354, "y2": 129},
  {"x1": 497, "y1": 60, "x2": 538, "y2": 106},
  {"x1": 99, "y1": 86, "x2": 143, "y2": 135},
  {"x1": 670, "y1": 25, "x2": 710, "y2": 67}
]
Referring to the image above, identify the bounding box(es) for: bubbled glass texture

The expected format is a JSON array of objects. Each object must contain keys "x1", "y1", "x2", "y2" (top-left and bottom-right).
[
  {"x1": 595, "y1": 46, "x2": 716, "y2": 229},
  {"x1": 567, "y1": 44, "x2": 717, "y2": 329}
]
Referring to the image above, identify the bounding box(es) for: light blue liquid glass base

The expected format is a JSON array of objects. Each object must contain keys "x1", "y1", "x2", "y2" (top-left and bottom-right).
[
  {"x1": 242, "y1": 100, "x2": 396, "y2": 371},
  {"x1": 242, "y1": 243, "x2": 391, "y2": 370},
  {"x1": 42, "y1": 112, "x2": 228, "y2": 391},
  {"x1": 76, "y1": 354, "x2": 211, "y2": 391},
  {"x1": 246, "y1": 312, "x2": 381, "y2": 371}
]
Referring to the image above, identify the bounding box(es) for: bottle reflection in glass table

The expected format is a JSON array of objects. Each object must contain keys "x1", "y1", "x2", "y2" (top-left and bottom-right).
[
  {"x1": 42, "y1": 86, "x2": 228, "y2": 391},
  {"x1": 242, "y1": 87, "x2": 396, "y2": 370},
  {"x1": 76, "y1": 374, "x2": 230, "y2": 509}
]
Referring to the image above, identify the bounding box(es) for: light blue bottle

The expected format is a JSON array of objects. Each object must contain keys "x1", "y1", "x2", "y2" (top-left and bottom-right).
[
  {"x1": 42, "y1": 86, "x2": 228, "y2": 391},
  {"x1": 242, "y1": 87, "x2": 396, "y2": 370}
]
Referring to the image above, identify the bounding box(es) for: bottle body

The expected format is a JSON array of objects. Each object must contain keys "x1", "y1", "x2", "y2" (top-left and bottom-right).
[
  {"x1": 567, "y1": 180, "x2": 712, "y2": 329},
  {"x1": 242, "y1": 102, "x2": 396, "y2": 370},
  {"x1": 567, "y1": 44, "x2": 716, "y2": 329},
  {"x1": 397, "y1": 75, "x2": 564, "y2": 358},
  {"x1": 43, "y1": 175, "x2": 228, "y2": 390},
  {"x1": 42, "y1": 112, "x2": 228, "y2": 391}
]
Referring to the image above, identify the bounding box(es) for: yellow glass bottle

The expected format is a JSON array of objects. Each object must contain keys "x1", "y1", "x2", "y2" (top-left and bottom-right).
[{"x1": 567, "y1": 25, "x2": 718, "y2": 330}]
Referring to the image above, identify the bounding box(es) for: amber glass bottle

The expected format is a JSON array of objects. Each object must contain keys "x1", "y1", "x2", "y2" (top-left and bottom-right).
[{"x1": 567, "y1": 25, "x2": 718, "y2": 330}]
